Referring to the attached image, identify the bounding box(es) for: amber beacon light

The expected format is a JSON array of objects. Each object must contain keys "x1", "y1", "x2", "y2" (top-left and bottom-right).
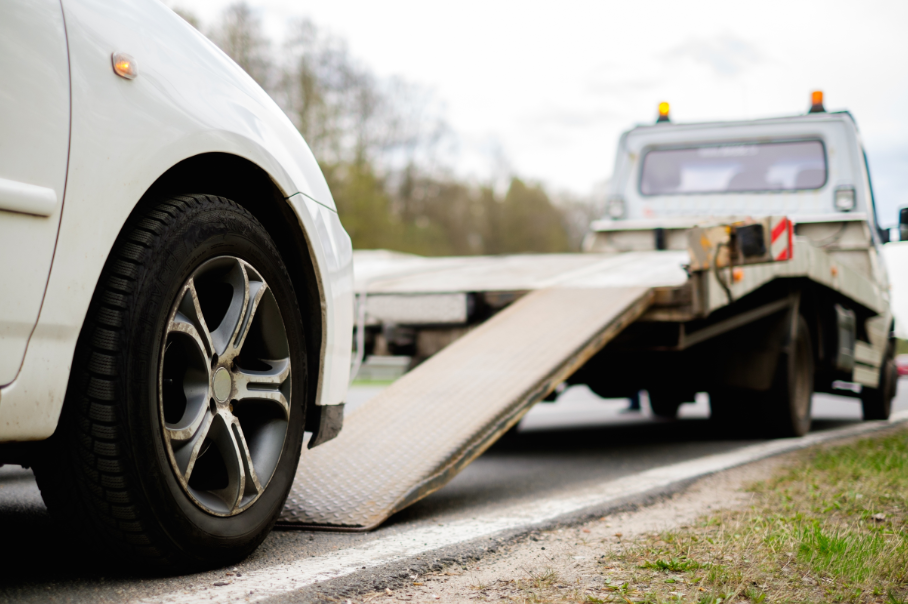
[
  {"x1": 111, "y1": 52, "x2": 137, "y2": 80},
  {"x1": 809, "y1": 90, "x2": 825, "y2": 113},
  {"x1": 656, "y1": 101, "x2": 670, "y2": 123}
]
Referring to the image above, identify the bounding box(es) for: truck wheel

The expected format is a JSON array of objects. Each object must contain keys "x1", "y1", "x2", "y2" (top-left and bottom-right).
[
  {"x1": 765, "y1": 315, "x2": 814, "y2": 437},
  {"x1": 861, "y1": 340, "x2": 896, "y2": 420},
  {"x1": 34, "y1": 194, "x2": 307, "y2": 570},
  {"x1": 647, "y1": 391, "x2": 684, "y2": 419}
]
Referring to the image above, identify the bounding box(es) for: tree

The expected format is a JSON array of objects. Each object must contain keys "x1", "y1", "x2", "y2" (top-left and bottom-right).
[
  {"x1": 202, "y1": 6, "x2": 580, "y2": 257},
  {"x1": 170, "y1": 6, "x2": 201, "y2": 29},
  {"x1": 324, "y1": 162, "x2": 402, "y2": 250},
  {"x1": 497, "y1": 178, "x2": 570, "y2": 253},
  {"x1": 210, "y1": 2, "x2": 272, "y2": 89}
]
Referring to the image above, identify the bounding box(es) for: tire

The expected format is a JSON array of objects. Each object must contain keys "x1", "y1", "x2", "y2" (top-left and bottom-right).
[
  {"x1": 709, "y1": 315, "x2": 813, "y2": 438},
  {"x1": 647, "y1": 390, "x2": 685, "y2": 419},
  {"x1": 861, "y1": 339, "x2": 896, "y2": 421},
  {"x1": 34, "y1": 194, "x2": 307, "y2": 571},
  {"x1": 764, "y1": 314, "x2": 814, "y2": 437}
]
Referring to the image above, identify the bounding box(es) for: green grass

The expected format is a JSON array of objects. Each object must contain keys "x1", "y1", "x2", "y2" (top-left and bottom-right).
[
  {"x1": 757, "y1": 431, "x2": 908, "y2": 590},
  {"x1": 640, "y1": 558, "x2": 705, "y2": 573},
  {"x1": 619, "y1": 428, "x2": 908, "y2": 602},
  {"x1": 441, "y1": 429, "x2": 908, "y2": 604},
  {"x1": 349, "y1": 378, "x2": 397, "y2": 387}
]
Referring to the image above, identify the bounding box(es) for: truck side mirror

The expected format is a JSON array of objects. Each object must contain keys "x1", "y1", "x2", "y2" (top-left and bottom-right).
[{"x1": 901, "y1": 207, "x2": 908, "y2": 242}]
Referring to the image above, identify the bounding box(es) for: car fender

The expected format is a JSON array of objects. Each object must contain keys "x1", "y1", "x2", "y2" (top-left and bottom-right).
[{"x1": 0, "y1": 0, "x2": 352, "y2": 441}]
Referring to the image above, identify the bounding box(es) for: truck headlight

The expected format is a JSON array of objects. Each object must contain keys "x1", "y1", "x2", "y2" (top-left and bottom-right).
[
  {"x1": 834, "y1": 187, "x2": 856, "y2": 212},
  {"x1": 606, "y1": 195, "x2": 626, "y2": 219}
]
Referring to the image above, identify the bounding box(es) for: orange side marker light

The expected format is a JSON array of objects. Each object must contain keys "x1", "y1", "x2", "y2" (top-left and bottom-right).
[{"x1": 111, "y1": 52, "x2": 137, "y2": 80}]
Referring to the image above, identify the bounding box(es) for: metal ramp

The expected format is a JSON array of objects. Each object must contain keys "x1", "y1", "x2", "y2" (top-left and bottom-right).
[{"x1": 278, "y1": 286, "x2": 653, "y2": 530}]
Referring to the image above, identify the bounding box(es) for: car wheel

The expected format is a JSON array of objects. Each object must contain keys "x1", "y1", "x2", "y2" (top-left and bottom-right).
[
  {"x1": 861, "y1": 339, "x2": 896, "y2": 421},
  {"x1": 34, "y1": 194, "x2": 307, "y2": 570}
]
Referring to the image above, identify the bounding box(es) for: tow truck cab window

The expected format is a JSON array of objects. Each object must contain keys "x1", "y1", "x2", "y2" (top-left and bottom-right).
[{"x1": 640, "y1": 140, "x2": 827, "y2": 196}]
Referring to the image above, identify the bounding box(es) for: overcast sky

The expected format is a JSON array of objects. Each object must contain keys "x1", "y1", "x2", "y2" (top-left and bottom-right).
[{"x1": 177, "y1": 0, "x2": 908, "y2": 225}]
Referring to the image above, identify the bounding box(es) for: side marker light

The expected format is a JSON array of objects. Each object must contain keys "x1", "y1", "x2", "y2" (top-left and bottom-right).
[
  {"x1": 111, "y1": 52, "x2": 137, "y2": 80},
  {"x1": 606, "y1": 195, "x2": 626, "y2": 219},
  {"x1": 834, "y1": 186, "x2": 856, "y2": 212}
]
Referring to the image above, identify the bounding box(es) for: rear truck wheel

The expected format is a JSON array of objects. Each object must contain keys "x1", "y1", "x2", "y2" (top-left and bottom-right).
[
  {"x1": 861, "y1": 339, "x2": 896, "y2": 420},
  {"x1": 34, "y1": 194, "x2": 307, "y2": 571},
  {"x1": 708, "y1": 315, "x2": 813, "y2": 437},
  {"x1": 765, "y1": 315, "x2": 814, "y2": 437}
]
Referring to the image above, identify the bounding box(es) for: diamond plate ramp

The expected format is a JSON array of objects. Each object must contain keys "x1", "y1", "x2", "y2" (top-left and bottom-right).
[{"x1": 279, "y1": 286, "x2": 653, "y2": 529}]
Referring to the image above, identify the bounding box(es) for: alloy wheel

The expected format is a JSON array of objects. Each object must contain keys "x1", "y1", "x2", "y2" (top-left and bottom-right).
[{"x1": 159, "y1": 256, "x2": 291, "y2": 516}]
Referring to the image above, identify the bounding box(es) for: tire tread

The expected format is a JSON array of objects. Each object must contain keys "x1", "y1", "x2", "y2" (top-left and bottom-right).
[
  {"x1": 35, "y1": 195, "x2": 265, "y2": 568},
  {"x1": 35, "y1": 194, "x2": 303, "y2": 571}
]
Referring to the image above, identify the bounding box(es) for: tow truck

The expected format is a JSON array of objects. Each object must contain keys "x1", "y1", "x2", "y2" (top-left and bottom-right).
[{"x1": 278, "y1": 92, "x2": 902, "y2": 531}]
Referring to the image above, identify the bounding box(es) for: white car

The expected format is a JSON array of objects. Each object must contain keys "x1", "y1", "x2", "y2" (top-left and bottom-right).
[{"x1": 0, "y1": 0, "x2": 353, "y2": 569}]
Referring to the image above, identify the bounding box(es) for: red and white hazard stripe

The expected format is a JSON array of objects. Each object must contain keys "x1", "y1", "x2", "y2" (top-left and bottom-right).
[{"x1": 770, "y1": 216, "x2": 793, "y2": 261}]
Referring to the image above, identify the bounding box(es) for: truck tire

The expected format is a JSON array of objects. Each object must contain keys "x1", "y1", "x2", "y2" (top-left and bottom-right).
[
  {"x1": 34, "y1": 194, "x2": 307, "y2": 570},
  {"x1": 861, "y1": 340, "x2": 896, "y2": 420},
  {"x1": 765, "y1": 315, "x2": 814, "y2": 437},
  {"x1": 709, "y1": 315, "x2": 813, "y2": 437}
]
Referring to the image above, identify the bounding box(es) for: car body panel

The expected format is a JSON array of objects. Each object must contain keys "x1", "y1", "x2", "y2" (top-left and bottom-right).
[
  {"x1": 0, "y1": 0, "x2": 71, "y2": 385},
  {"x1": 0, "y1": 0, "x2": 352, "y2": 441}
]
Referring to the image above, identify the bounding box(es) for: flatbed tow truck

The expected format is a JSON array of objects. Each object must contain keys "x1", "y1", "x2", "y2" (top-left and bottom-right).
[{"x1": 278, "y1": 93, "x2": 901, "y2": 531}]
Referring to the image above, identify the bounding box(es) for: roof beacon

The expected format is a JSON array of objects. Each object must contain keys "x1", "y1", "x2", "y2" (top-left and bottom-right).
[
  {"x1": 656, "y1": 101, "x2": 671, "y2": 124},
  {"x1": 656, "y1": 101, "x2": 670, "y2": 123},
  {"x1": 809, "y1": 90, "x2": 825, "y2": 113}
]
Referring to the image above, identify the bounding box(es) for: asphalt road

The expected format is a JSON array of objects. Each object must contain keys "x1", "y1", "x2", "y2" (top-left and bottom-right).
[{"x1": 0, "y1": 381, "x2": 905, "y2": 602}]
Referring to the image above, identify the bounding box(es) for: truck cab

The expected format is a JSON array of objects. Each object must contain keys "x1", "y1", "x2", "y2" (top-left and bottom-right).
[{"x1": 588, "y1": 108, "x2": 888, "y2": 283}]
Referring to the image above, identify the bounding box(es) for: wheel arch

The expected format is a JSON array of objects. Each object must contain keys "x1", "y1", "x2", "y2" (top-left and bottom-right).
[{"x1": 142, "y1": 153, "x2": 324, "y2": 428}]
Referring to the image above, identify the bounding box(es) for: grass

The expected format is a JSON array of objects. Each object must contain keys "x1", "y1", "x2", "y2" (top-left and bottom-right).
[
  {"x1": 640, "y1": 558, "x2": 704, "y2": 573},
  {"x1": 501, "y1": 428, "x2": 908, "y2": 604},
  {"x1": 618, "y1": 428, "x2": 908, "y2": 603},
  {"x1": 350, "y1": 378, "x2": 397, "y2": 387}
]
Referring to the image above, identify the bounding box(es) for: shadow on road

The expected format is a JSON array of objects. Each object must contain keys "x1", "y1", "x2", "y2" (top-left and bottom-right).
[
  {"x1": 496, "y1": 416, "x2": 863, "y2": 451},
  {"x1": 0, "y1": 415, "x2": 864, "y2": 585},
  {"x1": 385, "y1": 416, "x2": 863, "y2": 528},
  {"x1": 0, "y1": 468, "x2": 145, "y2": 585}
]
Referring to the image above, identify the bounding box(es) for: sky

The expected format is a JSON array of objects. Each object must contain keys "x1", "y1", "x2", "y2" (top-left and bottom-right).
[{"x1": 177, "y1": 0, "x2": 908, "y2": 226}]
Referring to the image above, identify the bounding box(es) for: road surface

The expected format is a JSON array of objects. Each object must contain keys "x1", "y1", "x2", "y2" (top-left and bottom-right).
[{"x1": 0, "y1": 381, "x2": 904, "y2": 602}]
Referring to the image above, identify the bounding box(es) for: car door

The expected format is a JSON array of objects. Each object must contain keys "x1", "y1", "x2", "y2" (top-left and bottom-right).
[{"x1": 0, "y1": 0, "x2": 71, "y2": 385}]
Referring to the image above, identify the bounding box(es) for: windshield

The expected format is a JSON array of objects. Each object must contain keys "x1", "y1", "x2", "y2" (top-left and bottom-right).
[{"x1": 640, "y1": 140, "x2": 826, "y2": 195}]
